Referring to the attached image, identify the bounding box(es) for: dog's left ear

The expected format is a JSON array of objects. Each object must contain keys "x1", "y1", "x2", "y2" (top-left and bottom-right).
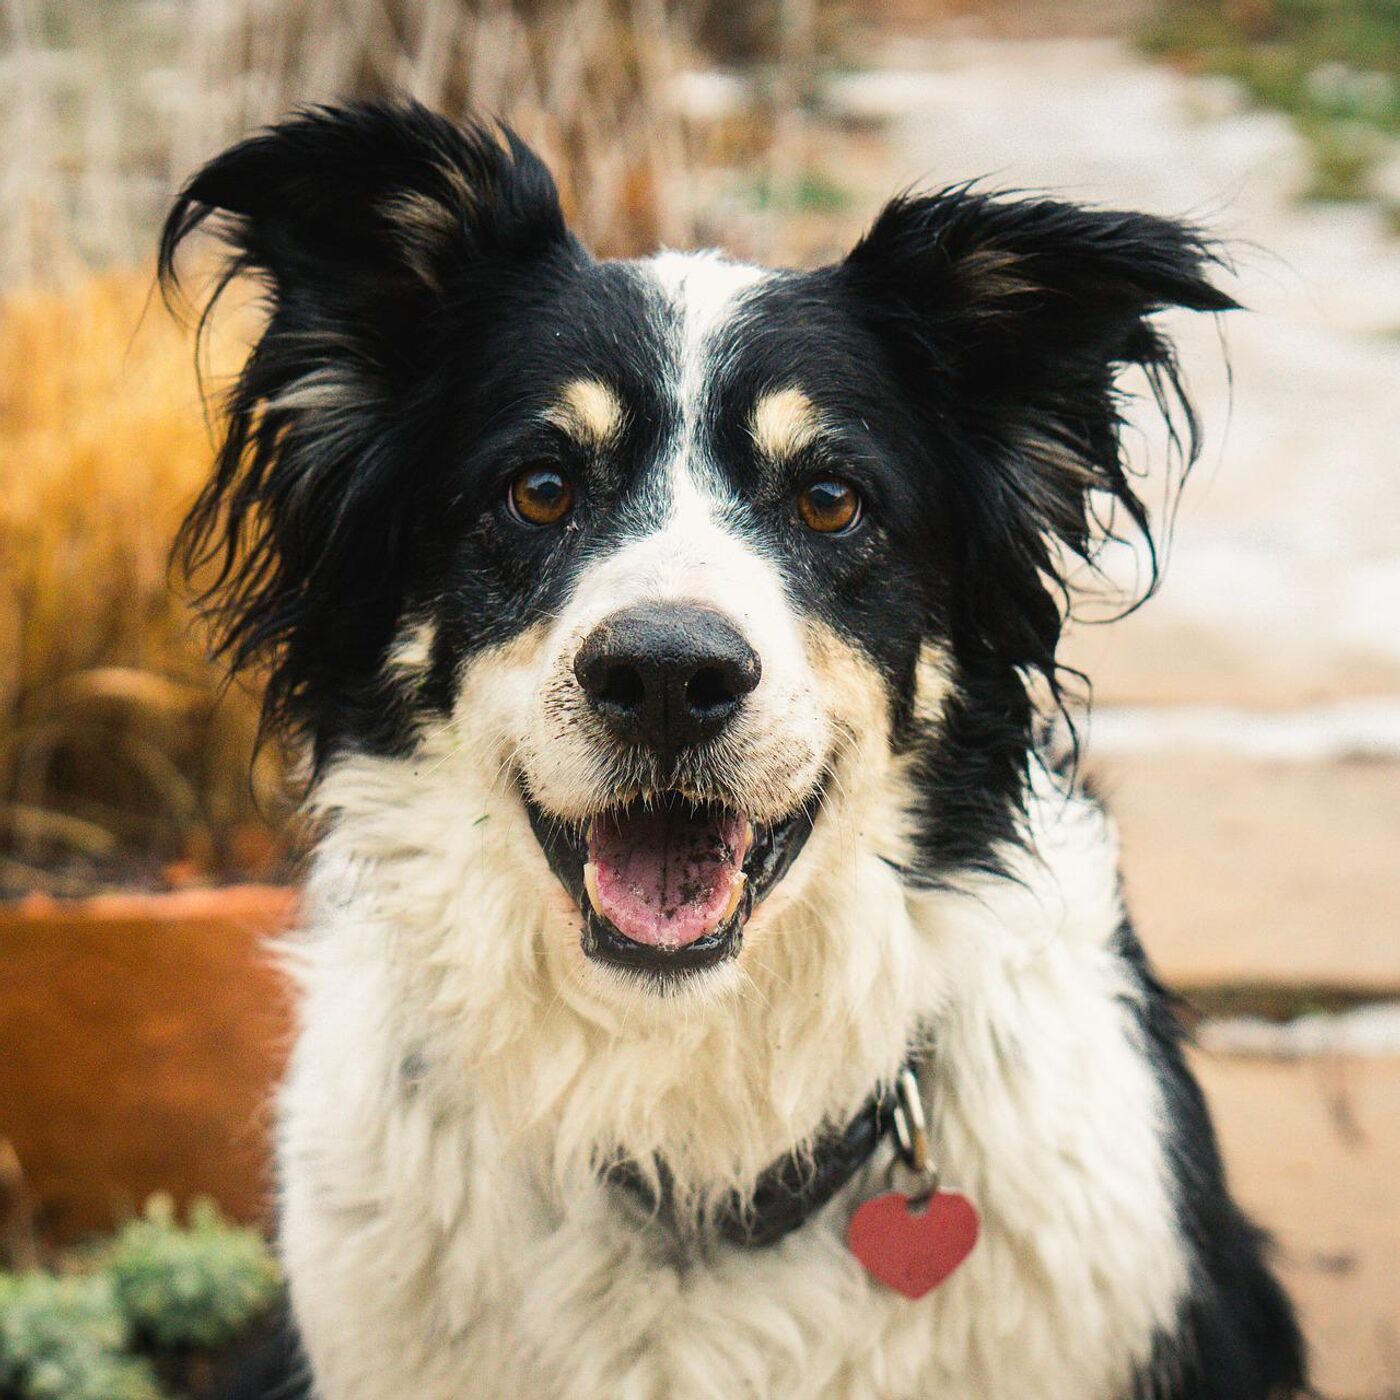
[{"x1": 839, "y1": 188, "x2": 1236, "y2": 673}]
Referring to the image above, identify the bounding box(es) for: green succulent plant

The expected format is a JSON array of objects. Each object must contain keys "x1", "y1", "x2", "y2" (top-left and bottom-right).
[
  {"x1": 105, "y1": 1196, "x2": 281, "y2": 1353},
  {"x1": 0, "y1": 1271, "x2": 162, "y2": 1400},
  {"x1": 0, "y1": 1196, "x2": 280, "y2": 1400}
]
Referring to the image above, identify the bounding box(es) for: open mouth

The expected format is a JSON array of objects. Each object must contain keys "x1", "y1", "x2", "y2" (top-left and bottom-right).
[{"x1": 525, "y1": 789, "x2": 818, "y2": 978}]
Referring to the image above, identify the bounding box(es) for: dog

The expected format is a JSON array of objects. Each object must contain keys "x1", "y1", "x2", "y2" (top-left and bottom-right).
[{"x1": 164, "y1": 101, "x2": 1306, "y2": 1399}]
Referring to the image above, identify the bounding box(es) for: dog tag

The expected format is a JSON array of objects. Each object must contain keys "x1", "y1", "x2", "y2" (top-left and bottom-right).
[{"x1": 847, "y1": 1188, "x2": 980, "y2": 1300}]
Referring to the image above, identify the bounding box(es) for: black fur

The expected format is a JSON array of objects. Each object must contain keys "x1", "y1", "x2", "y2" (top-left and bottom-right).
[
  {"x1": 163, "y1": 102, "x2": 597, "y2": 766},
  {"x1": 1116, "y1": 922, "x2": 1308, "y2": 1398},
  {"x1": 836, "y1": 191, "x2": 1236, "y2": 880},
  {"x1": 162, "y1": 102, "x2": 1304, "y2": 1400}
]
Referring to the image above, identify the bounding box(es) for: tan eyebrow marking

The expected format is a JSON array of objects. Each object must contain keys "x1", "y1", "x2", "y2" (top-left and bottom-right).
[
  {"x1": 545, "y1": 377, "x2": 625, "y2": 447},
  {"x1": 750, "y1": 386, "x2": 824, "y2": 462}
]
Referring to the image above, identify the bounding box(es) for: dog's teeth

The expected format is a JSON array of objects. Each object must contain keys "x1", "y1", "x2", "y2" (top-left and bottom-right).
[
  {"x1": 583, "y1": 861, "x2": 604, "y2": 917},
  {"x1": 736, "y1": 820, "x2": 754, "y2": 862},
  {"x1": 720, "y1": 872, "x2": 747, "y2": 925}
]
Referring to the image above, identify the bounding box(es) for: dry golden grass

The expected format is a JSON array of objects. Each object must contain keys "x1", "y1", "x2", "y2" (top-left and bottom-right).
[{"x1": 0, "y1": 274, "x2": 282, "y2": 893}]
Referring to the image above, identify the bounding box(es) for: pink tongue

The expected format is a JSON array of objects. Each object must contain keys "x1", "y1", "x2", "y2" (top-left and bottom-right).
[{"x1": 587, "y1": 803, "x2": 748, "y2": 949}]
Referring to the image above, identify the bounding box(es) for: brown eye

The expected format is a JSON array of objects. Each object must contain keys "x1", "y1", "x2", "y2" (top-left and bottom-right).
[
  {"x1": 509, "y1": 466, "x2": 574, "y2": 526},
  {"x1": 797, "y1": 478, "x2": 861, "y2": 534}
]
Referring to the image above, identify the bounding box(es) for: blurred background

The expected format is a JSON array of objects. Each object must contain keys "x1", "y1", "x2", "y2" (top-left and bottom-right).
[{"x1": 0, "y1": 1, "x2": 1397, "y2": 1395}]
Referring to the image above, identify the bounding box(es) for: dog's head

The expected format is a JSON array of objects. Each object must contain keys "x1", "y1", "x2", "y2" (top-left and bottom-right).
[{"x1": 163, "y1": 102, "x2": 1231, "y2": 996}]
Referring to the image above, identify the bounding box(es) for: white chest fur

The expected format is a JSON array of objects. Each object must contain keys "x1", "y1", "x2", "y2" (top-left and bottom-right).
[{"x1": 276, "y1": 762, "x2": 1186, "y2": 1400}]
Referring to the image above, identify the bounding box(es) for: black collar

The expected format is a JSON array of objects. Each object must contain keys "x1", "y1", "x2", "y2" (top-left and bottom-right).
[{"x1": 610, "y1": 1083, "x2": 899, "y2": 1249}]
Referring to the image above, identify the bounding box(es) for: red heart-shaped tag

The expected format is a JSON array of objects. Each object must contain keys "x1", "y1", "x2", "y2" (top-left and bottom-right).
[{"x1": 847, "y1": 1189, "x2": 980, "y2": 1300}]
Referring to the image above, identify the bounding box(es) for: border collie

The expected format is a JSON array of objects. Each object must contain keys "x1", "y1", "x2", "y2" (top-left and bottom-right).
[{"x1": 164, "y1": 102, "x2": 1306, "y2": 1400}]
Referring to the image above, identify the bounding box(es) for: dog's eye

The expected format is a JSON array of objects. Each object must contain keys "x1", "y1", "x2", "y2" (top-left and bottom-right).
[
  {"x1": 797, "y1": 478, "x2": 861, "y2": 534},
  {"x1": 508, "y1": 466, "x2": 574, "y2": 526}
]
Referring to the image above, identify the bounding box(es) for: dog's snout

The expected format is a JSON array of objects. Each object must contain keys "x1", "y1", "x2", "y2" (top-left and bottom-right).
[{"x1": 574, "y1": 604, "x2": 760, "y2": 755}]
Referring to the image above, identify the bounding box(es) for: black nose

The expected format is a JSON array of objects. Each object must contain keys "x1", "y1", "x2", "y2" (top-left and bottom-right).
[{"x1": 574, "y1": 604, "x2": 761, "y2": 756}]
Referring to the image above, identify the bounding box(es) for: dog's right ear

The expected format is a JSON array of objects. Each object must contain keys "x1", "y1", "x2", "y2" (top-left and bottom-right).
[
  {"x1": 159, "y1": 103, "x2": 579, "y2": 756},
  {"x1": 160, "y1": 100, "x2": 575, "y2": 362}
]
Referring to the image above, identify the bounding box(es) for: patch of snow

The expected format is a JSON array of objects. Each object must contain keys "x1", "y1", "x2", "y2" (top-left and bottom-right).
[
  {"x1": 1199, "y1": 1003, "x2": 1400, "y2": 1058},
  {"x1": 1081, "y1": 698, "x2": 1400, "y2": 761}
]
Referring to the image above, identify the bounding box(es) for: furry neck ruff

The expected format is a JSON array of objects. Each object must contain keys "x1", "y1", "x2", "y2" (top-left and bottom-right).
[{"x1": 163, "y1": 102, "x2": 1305, "y2": 1400}]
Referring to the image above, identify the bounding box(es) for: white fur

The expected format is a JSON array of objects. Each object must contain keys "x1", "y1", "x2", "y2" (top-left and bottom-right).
[
  {"x1": 275, "y1": 254, "x2": 1189, "y2": 1399},
  {"x1": 281, "y1": 743, "x2": 1185, "y2": 1399}
]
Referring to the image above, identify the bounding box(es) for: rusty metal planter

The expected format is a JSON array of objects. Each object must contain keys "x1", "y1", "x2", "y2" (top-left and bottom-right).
[{"x1": 0, "y1": 886, "x2": 295, "y2": 1244}]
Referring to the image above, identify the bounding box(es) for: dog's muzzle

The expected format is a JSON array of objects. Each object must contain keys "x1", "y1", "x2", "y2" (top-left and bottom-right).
[{"x1": 524, "y1": 602, "x2": 819, "y2": 981}]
